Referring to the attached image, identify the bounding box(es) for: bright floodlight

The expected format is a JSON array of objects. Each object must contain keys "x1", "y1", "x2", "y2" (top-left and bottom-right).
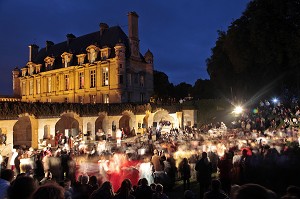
[
  {"x1": 233, "y1": 106, "x2": 243, "y2": 114},
  {"x1": 272, "y1": 98, "x2": 278, "y2": 104}
]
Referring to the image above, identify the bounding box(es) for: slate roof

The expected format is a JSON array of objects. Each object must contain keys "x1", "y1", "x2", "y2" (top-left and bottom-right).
[{"x1": 27, "y1": 26, "x2": 144, "y2": 72}]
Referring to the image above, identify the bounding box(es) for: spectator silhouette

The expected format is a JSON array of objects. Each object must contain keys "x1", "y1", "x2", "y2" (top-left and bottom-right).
[
  {"x1": 218, "y1": 152, "x2": 233, "y2": 195},
  {"x1": 32, "y1": 182, "x2": 64, "y2": 199},
  {"x1": 114, "y1": 179, "x2": 135, "y2": 199},
  {"x1": 90, "y1": 181, "x2": 114, "y2": 199},
  {"x1": 152, "y1": 183, "x2": 169, "y2": 199},
  {"x1": 203, "y1": 179, "x2": 229, "y2": 199},
  {"x1": 179, "y1": 158, "x2": 191, "y2": 191},
  {"x1": 232, "y1": 183, "x2": 277, "y2": 199},
  {"x1": 8, "y1": 176, "x2": 37, "y2": 199},
  {"x1": 195, "y1": 152, "x2": 212, "y2": 199},
  {"x1": 0, "y1": 169, "x2": 15, "y2": 199},
  {"x1": 133, "y1": 178, "x2": 153, "y2": 199}
]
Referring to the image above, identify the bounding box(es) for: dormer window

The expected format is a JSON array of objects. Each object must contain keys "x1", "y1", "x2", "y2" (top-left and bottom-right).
[
  {"x1": 29, "y1": 65, "x2": 34, "y2": 75},
  {"x1": 114, "y1": 43, "x2": 125, "y2": 59},
  {"x1": 44, "y1": 56, "x2": 55, "y2": 70},
  {"x1": 86, "y1": 45, "x2": 99, "y2": 64},
  {"x1": 61, "y1": 52, "x2": 73, "y2": 68},
  {"x1": 26, "y1": 62, "x2": 35, "y2": 75},
  {"x1": 21, "y1": 68, "x2": 28, "y2": 77},
  {"x1": 76, "y1": 54, "x2": 86, "y2": 66},
  {"x1": 100, "y1": 47, "x2": 111, "y2": 60},
  {"x1": 36, "y1": 64, "x2": 42, "y2": 73}
]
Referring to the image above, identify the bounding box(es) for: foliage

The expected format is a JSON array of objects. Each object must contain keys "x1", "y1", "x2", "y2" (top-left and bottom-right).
[
  {"x1": 207, "y1": 0, "x2": 300, "y2": 99},
  {"x1": 153, "y1": 70, "x2": 175, "y2": 100},
  {"x1": 192, "y1": 79, "x2": 217, "y2": 99}
]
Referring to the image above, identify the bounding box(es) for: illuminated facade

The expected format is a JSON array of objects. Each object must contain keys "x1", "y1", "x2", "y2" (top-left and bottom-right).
[{"x1": 12, "y1": 12, "x2": 153, "y2": 104}]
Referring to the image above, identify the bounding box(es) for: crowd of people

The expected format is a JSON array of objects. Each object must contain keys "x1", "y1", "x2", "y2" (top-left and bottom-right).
[{"x1": 2, "y1": 95, "x2": 300, "y2": 198}]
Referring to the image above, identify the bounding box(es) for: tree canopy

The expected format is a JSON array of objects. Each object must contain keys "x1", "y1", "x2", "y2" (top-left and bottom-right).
[{"x1": 207, "y1": 0, "x2": 300, "y2": 99}]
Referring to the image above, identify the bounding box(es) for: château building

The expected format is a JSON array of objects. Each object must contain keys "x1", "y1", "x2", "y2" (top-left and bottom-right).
[
  {"x1": 12, "y1": 12, "x2": 154, "y2": 104},
  {"x1": 0, "y1": 12, "x2": 197, "y2": 151}
]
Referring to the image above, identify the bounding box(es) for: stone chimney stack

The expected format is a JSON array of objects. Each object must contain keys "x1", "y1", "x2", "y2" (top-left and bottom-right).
[
  {"x1": 28, "y1": 44, "x2": 39, "y2": 62},
  {"x1": 128, "y1": 11, "x2": 140, "y2": 59},
  {"x1": 46, "y1": 41, "x2": 54, "y2": 52},
  {"x1": 100, "y1": 23, "x2": 109, "y2": 36},
  {"x1": 66, "y1": 34, "x2": 76, "y2": 47}
]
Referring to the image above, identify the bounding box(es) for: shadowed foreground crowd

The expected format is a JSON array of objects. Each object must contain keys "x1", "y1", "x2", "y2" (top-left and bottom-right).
[{"x1": 1, "y1": 151, "x2": 300, "y2": 199}]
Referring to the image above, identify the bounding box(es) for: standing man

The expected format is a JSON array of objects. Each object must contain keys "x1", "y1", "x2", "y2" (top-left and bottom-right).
[{"x1": 195, "y1": 152, "x2": 212, "y2": 199}]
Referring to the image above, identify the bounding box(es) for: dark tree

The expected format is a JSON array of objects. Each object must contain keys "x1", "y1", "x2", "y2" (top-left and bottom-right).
[
  {"x1": 153, "y1": 70, "x2": 174, "y2": 101},
  {"x1": 192, "y1": 79, "x2": 217, "y2": 99},
  {"x1": 207, "y1": 0, "x2": 300, "y2": 99},
  {"x1": 173, "y1": 82, "x2": 193, "y2": 100}
]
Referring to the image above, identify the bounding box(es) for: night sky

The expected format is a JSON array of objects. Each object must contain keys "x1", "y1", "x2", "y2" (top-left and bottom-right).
[{"x1": 0, "y1": 0, "x2": 250, "y2": 95}]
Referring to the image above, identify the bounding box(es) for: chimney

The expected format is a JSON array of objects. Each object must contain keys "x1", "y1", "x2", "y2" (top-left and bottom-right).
[
  {"x1": 66, "y1": 33, "x2": 76, "y2": 46},
  {"x1": 100, "y1": 23, "x2": 109, "y2": 36},
  {"x1": 128, "y1": 11, "x2": 139, "y2": 40},
  {"x1": 46, "y1": 41, "x2": 54, "y2": 52},
  {"x1": 128, "y1": 11, "x2": 140, "y2": 59},
  {"x1": 28, "y1": 44, "x2": 39, "y2": 62}
]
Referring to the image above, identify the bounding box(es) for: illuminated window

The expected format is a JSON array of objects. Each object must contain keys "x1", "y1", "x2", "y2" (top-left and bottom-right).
[
  {"x1": 140, "y1": 75, "x2": 144, "y2": 87},
  {"x1": 78, "y1": 96, "x2": 84, "y2": 103},
  {"x1": 102, "y1": 67, "x2": 109, "y2": 86},
  {"x1": 103, "y1": 94, "x2": 109, "y2": 104},
  {"x1": 77, "y1": 54, "x2": 86, "y2": 66},
  {"x1": 22, "y1": 82, "x2": 26, "y2": 95},
  {"x1": 29, "y1": 80, "x2": 33, "y2": 95},
  {"x1": 36, "y1": 79, "x2": 40, "y2": 94},
  {"x1": 47, "y1": 77, "x2": 52, "y2": 93},
  {"x1": 90, "y1": 95, "x2": 96, "y2": 104},
  {"x1": 36, "y1": 64, "x2": 41, "y2": 73},
  {"x1": 61, "y1": 52, "x2": 72, "y2": 68},
  {"x1": 90, "y1": 70, "x2": 96, "y2": 88},
  {"x1": 56, "y1": 76, "x2": 60, "y2": 91},
  {"x1": 21, "y1": 68, "x2": 27, "y2": 77},
  {"x1": 89, "y1": 48, "x2": 96, "y2": 63},
  {"x1": 100, "y1": 47, "x2": 111, "y2": 60},
  {"x1": 79, "y1": 72, "x2": 84, "y2": 89},
  {"x1": 29, "y1": 65, "x2": 34, "y2": 75},
  {"x1": 65, "y1": 74, "x2": 70, "y2": 90},
  {"x1": 44, "y1": 56, "x2": 55, "y2": 70}
]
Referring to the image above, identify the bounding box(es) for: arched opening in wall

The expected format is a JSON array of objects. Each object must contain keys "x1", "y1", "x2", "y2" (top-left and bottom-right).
[
  {"x1": 143, "y1": 115, "x2": 149, "y2": 128},
  {"x1": 43, "y1": 125, "x2": 50, "y2": 139},
  {"x1": 13, "y1": 116, "x2": 32, "y2": 148},
  {"x1": 95, "y1": 115, "x2": 106, "y2": 141},
  {"x1": 183, "y1": 114, "x2": 192, "y2": 130},
  {"x1": 153, "y1": 110, "x2": 175, "y2": 134},
  {"x1": 119, "y1": 115, "x2": 131, "y2": 136},
  {"x1": 55, "y1": 115, "x2": 79, "y2": 139}
]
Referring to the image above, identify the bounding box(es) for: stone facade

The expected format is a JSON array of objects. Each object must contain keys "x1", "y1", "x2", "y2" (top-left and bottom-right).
[{"x1": 12, "y1": 12, "x2": 153, "y2": 104}]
